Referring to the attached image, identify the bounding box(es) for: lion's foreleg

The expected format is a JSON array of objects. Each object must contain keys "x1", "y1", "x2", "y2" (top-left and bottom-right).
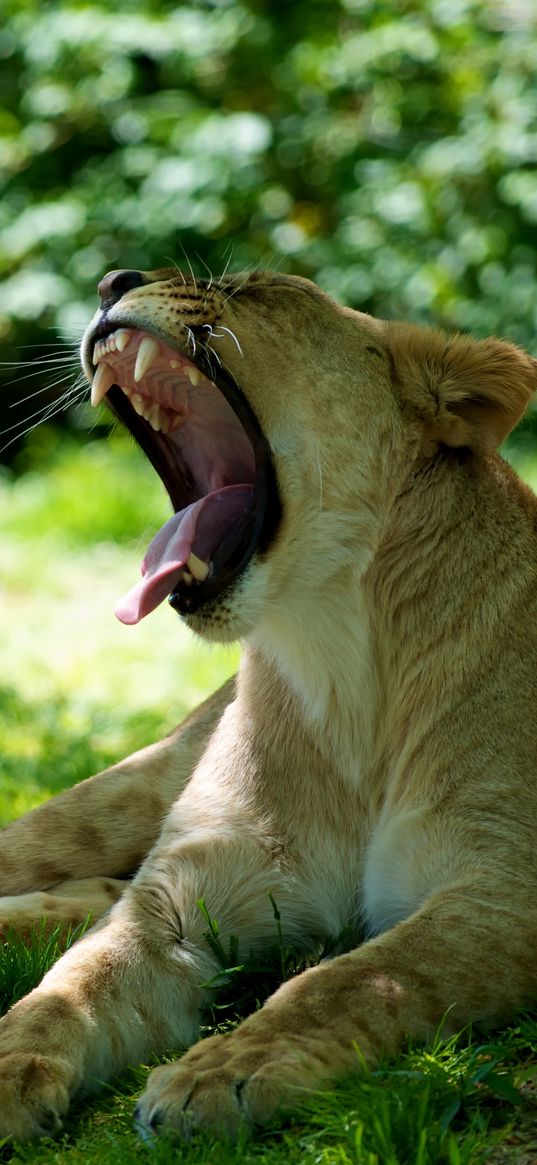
[
  {"x1": 0, "y1": 816, "x2": 293, "y2": 1143},
  {"x1": 135, "y1": 881, "x2": 537, "y2": 1140}
]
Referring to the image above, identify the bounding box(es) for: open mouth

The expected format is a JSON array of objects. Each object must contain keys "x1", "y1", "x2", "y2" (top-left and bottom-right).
[{"x1": 88, "y1": 326, "x2": 280, "y2": 623}]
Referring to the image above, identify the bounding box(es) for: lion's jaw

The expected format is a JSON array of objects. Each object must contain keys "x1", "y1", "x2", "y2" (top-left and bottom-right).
[{"x1": 81, "y1": 272, "x2": 409, "y2": 655}]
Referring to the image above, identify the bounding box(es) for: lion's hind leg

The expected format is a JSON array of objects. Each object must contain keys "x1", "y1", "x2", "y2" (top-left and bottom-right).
[{"x1": 0, "y1": 679, "x2": 234, "y2": 898}]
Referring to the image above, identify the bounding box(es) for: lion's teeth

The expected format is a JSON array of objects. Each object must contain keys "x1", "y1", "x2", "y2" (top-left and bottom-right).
[
  {"x1": 148, "y1": 405, "x2": 162, "y2": 431},
  {"x1": 127, "y1": 392, "x2": 172, "y2": 432},
  {"x1": 186, "y1": 552, "x2": 209, "y2": 581},
  {"x1": 93, "y1": 329, "x2": 131, "y2": 365},
  {"x1": 131, "y1": 393, "x2": 145, "y2": 416},
  {"x1": 91, "y1": 361, "x2": 115, "y2": 407},
  {"x1": 134, "y1": 336, "x2": 160, "y2": 383},
  {"x1": 186, "y1": 365, "x2": 201, "y2": 386},
  {"x1": 115, "y1": 329, "x2": 130, "y2": 353}
]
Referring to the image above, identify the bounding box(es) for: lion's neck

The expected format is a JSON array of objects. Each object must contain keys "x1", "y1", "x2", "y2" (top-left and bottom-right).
[
  {"x1": 249, "y1": 451, "x2": 537, "y2": 789},
  {"x1": 251, "y1": 569, "x2": 377, "y2": 779}
]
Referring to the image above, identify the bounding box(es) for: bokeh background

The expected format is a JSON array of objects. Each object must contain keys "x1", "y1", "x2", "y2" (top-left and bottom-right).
[{"x1": 1, "y1": 0, "x2": 537, "y2": 817}]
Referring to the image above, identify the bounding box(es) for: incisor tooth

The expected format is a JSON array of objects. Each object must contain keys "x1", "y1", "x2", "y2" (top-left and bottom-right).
[
  {"x1": 91, "y1": 361, "x2": 115, "y2": 407},
  {"x1": 186, "y1": 552, "x2": 209, "y2": 581},
  {"x1": 134, "y1": 336, "x2": 160, "y2": 383},
  {"x1": 186, "y1": 365, "x2": 201, "y2": 386},
  {"x1": 115, "y1": 329, "x2": 130, "y2": 353}
]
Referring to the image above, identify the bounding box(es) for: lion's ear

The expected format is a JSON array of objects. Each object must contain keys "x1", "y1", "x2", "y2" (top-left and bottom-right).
[{"x1": 388, "y1": 324, "x2": 537, "y2": 451}]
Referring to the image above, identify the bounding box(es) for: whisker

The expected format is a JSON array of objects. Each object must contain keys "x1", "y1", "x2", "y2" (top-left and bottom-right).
[
  {"x1": 219, "y1": 242, "x2": 235, "y2": 281},
  {"x1": 164, "y1": 255, "x2": 187, "y2": 288},
  {"x1": 4, "y1": 363, "x2": 80, "y2": 396},
  {"x1": 206, "y1": 344, "x2": 222, "y2": 371},
  {"x1": 9, "y1": 370, "x2": 82, "y2": 406},
  {"x1": 185, "y1": 326, "x2": 196, "y2": 357},
  {"x1": 14, "y1": 343, "x2": 74, "y2": 351},
  {"x1": 1, "y1": 377, "x2": 86, "y2": 437},
  {"x1": 178, "y1": 242, "x2": 198, "y2": 295},
  {"x1": 262, "y1": 249, "x2": 286, "y2": 275},
  {"x1": 194, "y1": 251, "x2": 214, "y2": 291},
  {"x1": 0, "y1": 355, "x2": 80, "y2": 371},
  {"x1": 209, "y1": 326, "x2": 243, "y2": 356},
  {"x1": 0, "y1": 386, "x2": 87, "y2": 454},
  {"x1": 221, "y1": 268, "x2": 255, "y2": 303}
]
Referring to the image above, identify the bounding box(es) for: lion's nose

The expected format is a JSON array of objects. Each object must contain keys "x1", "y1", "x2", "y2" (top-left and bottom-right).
[{"x1": 98, "y1": 269, "x2": 145, "y2": 307}]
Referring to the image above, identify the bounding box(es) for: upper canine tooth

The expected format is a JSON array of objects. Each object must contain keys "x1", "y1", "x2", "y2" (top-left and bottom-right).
[
  {"x1": 186, "y1": 366, "x2": 201, "y2": 386},
  {"x1": 186, "y1": 552, "x2": 209, "y2": 581},
  {"x1": 91, "y1": 361, "x2": 115, "y2": 407},
  {"x1": 134, "y1": 336, "x2": 160, "y2": 383}
]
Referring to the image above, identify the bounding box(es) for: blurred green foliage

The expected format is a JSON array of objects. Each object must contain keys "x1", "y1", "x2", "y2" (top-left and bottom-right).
[{"x1": 1, "y1": 0, "x2": 537, "y2": 460}]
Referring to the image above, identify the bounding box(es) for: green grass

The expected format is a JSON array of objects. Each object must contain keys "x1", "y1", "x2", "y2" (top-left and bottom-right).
[
  {"x1": 2, "y1": 913, "x2": 536, "y2": 1165},
  {"x1": 1, "y1": 431, "x2": 537, "y2": 1163}
]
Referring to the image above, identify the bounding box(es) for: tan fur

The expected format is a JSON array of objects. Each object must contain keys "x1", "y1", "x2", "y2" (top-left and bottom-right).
[{"x1": 1, "y1": 270, "x2": 537, "y2": 1143}]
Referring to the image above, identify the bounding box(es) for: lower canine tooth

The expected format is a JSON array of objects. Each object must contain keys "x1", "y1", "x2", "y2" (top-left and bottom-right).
[
  {"x1": 91, "y1": 361, "x2": 115, "y2": 407},
  {"x1": 186, "y1": 552, "x2": 209, "y2": 581},
  {"x1": 134, "y1": 336, "x2": 160, "y2": 382},
  {"x1": 148, "y1": 405, "x2": 161, "y2": 431},
  {"x1": 186, "y1": 366, "x2": 201, "y2": 386},
  {"x1": 131, "y1": 393, "x2": 145, "y2": 416}
]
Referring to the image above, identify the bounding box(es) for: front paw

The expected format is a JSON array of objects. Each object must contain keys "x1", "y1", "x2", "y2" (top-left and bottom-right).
[
  {"x1": 0, "y1": 1051, "x2": 70, "y2": 1142},
  {"x1": 135, "y1": 1019, "x2": 331, "y2": 1143}
]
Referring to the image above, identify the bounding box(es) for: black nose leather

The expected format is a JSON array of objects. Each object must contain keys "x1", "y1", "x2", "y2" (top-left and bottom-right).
[{"x1": 97, "y1": 269, "x2": 145, "y2": 307}]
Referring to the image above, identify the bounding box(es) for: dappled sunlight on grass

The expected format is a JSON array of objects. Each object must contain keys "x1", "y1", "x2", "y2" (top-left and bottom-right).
[
  {"x1": 0, "y1": 434, "x2": 238, "y2": 821},
  {"x1": 2, "y1": 533, "x2": 237, "y2": 712}
]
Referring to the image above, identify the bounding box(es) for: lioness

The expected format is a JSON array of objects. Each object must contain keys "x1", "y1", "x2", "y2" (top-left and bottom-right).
[{"x1": 0, "y1": 268, "x2": 536, "y2": 1143}]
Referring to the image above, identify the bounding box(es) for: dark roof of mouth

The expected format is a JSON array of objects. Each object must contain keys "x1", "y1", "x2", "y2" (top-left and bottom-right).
[{"x1": 89, "y1": 325, "x2": 281, "y2": 619}]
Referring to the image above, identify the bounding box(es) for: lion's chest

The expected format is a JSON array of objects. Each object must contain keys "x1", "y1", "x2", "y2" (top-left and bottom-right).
[{"x1": 361, "y1": 808, "x2": 435, "y2": 936}]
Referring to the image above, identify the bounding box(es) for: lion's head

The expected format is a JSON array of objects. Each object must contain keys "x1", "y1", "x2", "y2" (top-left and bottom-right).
[{"x1": 81, "y1": 269, "x2": 537, "y2": 647}]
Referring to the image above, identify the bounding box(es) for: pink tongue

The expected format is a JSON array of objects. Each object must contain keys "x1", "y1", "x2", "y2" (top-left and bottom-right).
[{"x1": 114, "y1": 485, "x2": 254, "y2": 625}]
